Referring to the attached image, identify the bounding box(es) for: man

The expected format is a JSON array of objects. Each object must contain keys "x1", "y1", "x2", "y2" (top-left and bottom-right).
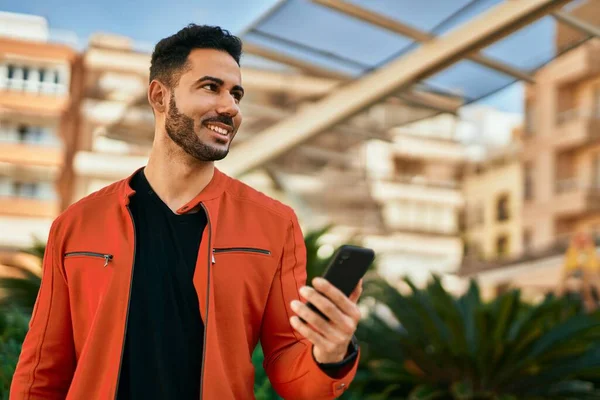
[{"x1": 11, "y1": 24, "x2": 361, "y2": 400}]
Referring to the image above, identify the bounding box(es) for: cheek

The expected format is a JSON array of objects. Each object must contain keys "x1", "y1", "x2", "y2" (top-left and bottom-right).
[{"x1": 234, "y1": 113, "x2": 243, "y2": 129}]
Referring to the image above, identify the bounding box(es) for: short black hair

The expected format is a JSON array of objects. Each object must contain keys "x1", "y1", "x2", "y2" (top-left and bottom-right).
[{"x1": 149, "y1": 24, "x2": 243, "y2": 88}]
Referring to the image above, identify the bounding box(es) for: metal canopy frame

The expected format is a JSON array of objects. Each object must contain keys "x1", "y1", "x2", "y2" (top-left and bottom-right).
[{"x1": 219, "y1": 0, "x2": 579, "y2": 177}]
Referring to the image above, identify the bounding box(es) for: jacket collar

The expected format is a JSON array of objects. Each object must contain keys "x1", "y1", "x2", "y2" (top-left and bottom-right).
[{"x1": 119, "y1": 166, "x2": 228, "y2": 212}]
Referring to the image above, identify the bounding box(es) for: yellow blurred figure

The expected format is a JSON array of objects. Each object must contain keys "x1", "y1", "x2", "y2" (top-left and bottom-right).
[{"x1": 560, "y1": 231, "x2": 600, "y2": 311}]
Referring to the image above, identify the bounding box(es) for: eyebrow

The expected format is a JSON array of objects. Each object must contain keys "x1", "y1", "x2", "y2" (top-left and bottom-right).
[{"x1": 195, "y1": 75, "x2": 244, "y2": 96}]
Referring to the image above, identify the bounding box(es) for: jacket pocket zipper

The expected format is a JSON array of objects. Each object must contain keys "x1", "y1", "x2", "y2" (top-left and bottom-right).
[
  {"x1": 213, "y1": 247, "x2": 271, "y2": 255},
  {"x1": 64, "y1": 251, "x2": 114, "y2": 267}
]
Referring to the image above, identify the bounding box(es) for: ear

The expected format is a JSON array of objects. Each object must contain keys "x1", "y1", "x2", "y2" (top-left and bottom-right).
[{"x1": 148, "y1": 80, "x2": 168, "y2": 114}]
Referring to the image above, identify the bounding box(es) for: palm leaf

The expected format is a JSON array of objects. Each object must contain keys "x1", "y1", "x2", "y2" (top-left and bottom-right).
[
  {"x1": 356, "y1": 273, "x2": 600, "y2": 399},
  {"x1": 0, "y1": 265, "x2": 41, "y2": 314}
]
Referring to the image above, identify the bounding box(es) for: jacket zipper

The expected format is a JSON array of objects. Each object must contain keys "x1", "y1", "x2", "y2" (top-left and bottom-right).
[
  {"x1": 199, "y1": 203, "x2": 212, "y2": 400},
  {"x1": 213, "y1": 247, "x2": 271, "y2": 256},
  {"x1": 114, "y1": 205, "x2": 137, "y2": 400},
  {"x1": 64, "y1": 251, "x2": 113, "y2": 267}
]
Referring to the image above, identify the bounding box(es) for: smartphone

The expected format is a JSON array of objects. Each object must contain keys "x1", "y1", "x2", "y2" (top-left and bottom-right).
[{"x1": 303, "y1": 245, "x2": 375, "y2": 322}]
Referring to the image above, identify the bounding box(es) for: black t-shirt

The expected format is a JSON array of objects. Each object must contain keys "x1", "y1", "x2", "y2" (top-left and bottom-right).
[{"x1": 116, "y1": 169, "x2": 206, "y2": 400}]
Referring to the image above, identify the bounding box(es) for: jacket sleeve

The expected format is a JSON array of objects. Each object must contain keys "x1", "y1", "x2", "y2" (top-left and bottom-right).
[
  {"x1": 10, "y1": 220, "x2": 76, "y2": 399},
  {"x1": 260, "y1": 212, "x2": 359, "y2": 400}
]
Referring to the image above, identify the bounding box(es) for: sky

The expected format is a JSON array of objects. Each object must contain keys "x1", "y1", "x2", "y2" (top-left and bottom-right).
[
  {"x1": 0, "y1": 0, "x2": 280, "y2": 44},
  {"x1": 471, "y1": 82, "x2": 523, "y2": 114},
  {"x1": 0, "y1": 0, "x2": 524, "y2": 114}
]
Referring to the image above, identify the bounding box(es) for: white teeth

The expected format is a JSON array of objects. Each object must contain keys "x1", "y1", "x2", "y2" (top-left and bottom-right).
[{"x1": 207, "y1": 124, "x2": 229, "y2": 135}]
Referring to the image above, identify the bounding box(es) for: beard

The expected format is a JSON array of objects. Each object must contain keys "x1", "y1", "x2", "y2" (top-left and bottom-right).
[{"x1": 164, "y1": 94, "x2": 230, "y2": 162}]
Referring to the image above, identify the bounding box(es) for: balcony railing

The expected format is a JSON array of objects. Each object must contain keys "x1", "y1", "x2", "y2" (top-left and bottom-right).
[
  {"x1": 555, "y1": 177, "x2": 579, "y2": 193},
  {"x1": 555, "y1": 177, "x2": 600, "y2": 194},
  {"x1": 556, "y1": 107, "x2": 600, "y2": 125},
  {"x1": 0, "y1": 64, "x2": 69, "y2": 96},
  {"x1": 388, "y1": 175, "x2": 459, "y2": 190},
  {"x1": 0, "y1": 125, "x2": 61, "y2": 148}
]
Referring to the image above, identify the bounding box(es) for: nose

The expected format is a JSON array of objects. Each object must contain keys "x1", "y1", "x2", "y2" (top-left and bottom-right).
[{"x1": 215, "y1": 92, "x2": 240, "y2": 119}]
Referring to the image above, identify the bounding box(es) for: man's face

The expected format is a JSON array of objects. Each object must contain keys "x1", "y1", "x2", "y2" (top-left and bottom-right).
[{"x1": 164, "y1": 48, "x2": 243, "y2": 161}]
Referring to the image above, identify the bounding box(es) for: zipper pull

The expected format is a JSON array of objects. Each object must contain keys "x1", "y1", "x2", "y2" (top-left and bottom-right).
[
  {"x1": 212, "y1": 250, "x2": 216, "y2": 264},
  {"x1": 103, "y1": 255, "x2": 112, "y2": 267}
]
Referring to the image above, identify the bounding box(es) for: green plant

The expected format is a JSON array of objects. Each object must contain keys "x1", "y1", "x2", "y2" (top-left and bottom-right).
[
  {"x1": 0, "y1": 238, "x2": 45, "y2": 314},
  {"x1": 352, "y1": 274, "x2": 600, "y2": 399},
  {"x1": 0, "y1": 265, "x2": 41, "y2": 314},
  {"x1": 0, "y1": 239, "x2": 44, "y2": 398},
  {"x1": 253, "y1": 344, "x2": 282, "y2": 400},
  {"x1": 22, "y1": 237, "x2": 46, "y2": 261},
  {"x1": 0, "y1": 309, "x2": 29, "y2": 399},
  {"x1": 304, "y1": 224, "x2": 335, "y2": 283}
]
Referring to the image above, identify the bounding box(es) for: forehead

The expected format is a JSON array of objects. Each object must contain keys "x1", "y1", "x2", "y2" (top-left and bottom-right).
[{"x1": 181, "y1": 48, "x2": 242, "y2": 86}]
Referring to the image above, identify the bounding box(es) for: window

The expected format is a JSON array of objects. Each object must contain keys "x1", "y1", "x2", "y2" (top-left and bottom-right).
[
  {"x1": 595, "y1": 86, "x2": 600, "y2": 117},
  {"x1": 592, "y1": 225, "x2": 600, "y2": 243},
  {"x1": 496, "y1": 194, "x2": 510, "y2": 222},
  {"x1": 464, "y1": 240, "x2": 482, "y2": 259},
  {"x1": 12, "y1": 181, "x2": 38, "y2": 198},
  {"x1": 523, "y1": 229, "x2": 533, "y2": 254},
  {"x1": 525, "y1": 101, "x2": 535, "y2": 135},
  {"x1": 524, "y1": 162, "x2": 534, "y2": 200},
  {"x1": 17, "y1": 125, "x2": 27, "y2": 142},
  {"x1": 394, "y1": 158, "x2": 424, "y2": 178},
  {"x1": 496, "y1": 235, "x2": 509, "y2": 258},
  {"x1": 593, "y1": 154, "x2": 600, "y2": 189},
  {"x1": 13, "y1": 124, "x2": 44, "y2": 144},
  {"x1": 7, "y1": 64, "x2": 14, "y2": 79}
]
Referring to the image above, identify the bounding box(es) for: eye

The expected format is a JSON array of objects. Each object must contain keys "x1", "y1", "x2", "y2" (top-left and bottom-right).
[
  {"x1": 201, "y1": 83, "x2": 219, "y2": 92},
  {"x1": 232, "y1": 92, "x2": 243, "y2": 103}
]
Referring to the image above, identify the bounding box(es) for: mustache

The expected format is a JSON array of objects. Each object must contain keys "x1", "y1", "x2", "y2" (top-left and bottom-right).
[{"x1": 202, "y1": 115, "x2": 235, "y2": 129}]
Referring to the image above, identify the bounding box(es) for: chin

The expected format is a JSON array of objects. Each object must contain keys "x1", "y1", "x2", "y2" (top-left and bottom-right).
[{"x1": 190, "y1": 145, "x2": 230, "y2": 162}]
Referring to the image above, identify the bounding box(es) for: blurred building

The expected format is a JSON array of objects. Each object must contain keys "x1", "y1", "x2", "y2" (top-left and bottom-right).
[
  {"x1": 0, "y1": 12, "x2": 81, "y2": 249},
  {"x1": 360, "y1": 114, "x2": 466, "y2": 286},
  {"x1": 522, "y1": 40, "x2": 600, "y2": 250},
  {"x1": 522, "y1": 0, "x2": 600, "y2": 250},
  {"x1": 72, "y1": 33, "x2": 152, "y2": 203},
  {"x1": 460, "y1": 0, "x2": 600, "y2": 295},
  {"x1": 463, "y1": 145, "x2": 523, "y2": 262}
]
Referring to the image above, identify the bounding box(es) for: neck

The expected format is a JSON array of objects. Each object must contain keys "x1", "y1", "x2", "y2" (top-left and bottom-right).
[{"x1": 144, "y1": 146, "x2": 215, "y2": 213}]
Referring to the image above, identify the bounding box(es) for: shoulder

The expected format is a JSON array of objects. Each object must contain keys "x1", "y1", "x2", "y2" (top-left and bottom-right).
[
  {"x1": 222, "y1": 174, "x2": 297, "y2": 222},
  {"x1": 52, "y1": 179, "x2": 125, "y2": 229}
]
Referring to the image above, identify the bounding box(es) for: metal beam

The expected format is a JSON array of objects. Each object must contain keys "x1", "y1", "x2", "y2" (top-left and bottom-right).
[
  {"x1": 296, "y1": 145, "x2": 355, "y2": 166},
  {"x1": 241, "y1": 67, "x2": 341, "y2": 96},
  {"x1": 312, "y1": 0, "x2": 536, "y2": 83},
  {"x1": 244, "y1": 43, "x2": 461, "y2": 113},
  {"x1": 243, "y1": 42, "x2": 348, "y2": 80},
  {"x1": 553, "y1": 11, "x2": 600, "y2": 38},
  {"x1": 241, "y1": 101, "x2": 394, "y2": 142},
  {"x1": 396, "y1": 91, "x2": 461, "y2": 115},
  {"x1": 218, "y1": 0, "x2": 571, "y2": 177}
]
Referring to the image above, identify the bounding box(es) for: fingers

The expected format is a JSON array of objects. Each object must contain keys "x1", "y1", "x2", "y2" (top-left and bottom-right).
[
  {"x1": 349, "y1": 279, "x2": 363, "y2": 304},
  {"x1": 291, "y1": 300, "x2": 344, "y2": 340},
  {"x1": 312, "y1": 278, "x2": 362, "y2": 323},
  {"x1": 289, "y1": 315, "x2": 349, "y2": 363},
  {"x1": 297, "y1": 286, "x2": 358, "y2": 336},
  {"x1": 289, "y1": 316, "x2": 330, "y2": 349}
]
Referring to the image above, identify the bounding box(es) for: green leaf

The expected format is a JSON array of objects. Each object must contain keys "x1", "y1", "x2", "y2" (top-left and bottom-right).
[
  {"x1": 408, "y1": 384, "x2": 448, "y2": 400},
  {"x1": 450, "y1": 381, "x2": 473, "y2": 400}
]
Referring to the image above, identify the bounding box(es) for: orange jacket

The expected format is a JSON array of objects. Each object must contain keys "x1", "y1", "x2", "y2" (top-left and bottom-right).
[{"x1": 11, "y1": 168, "x2": 358, "y2": 399}]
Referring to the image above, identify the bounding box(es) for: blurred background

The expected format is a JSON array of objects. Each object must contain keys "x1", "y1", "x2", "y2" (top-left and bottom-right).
[{"x1": 1, "y1": 0, "x2": 600, "y2": 398}]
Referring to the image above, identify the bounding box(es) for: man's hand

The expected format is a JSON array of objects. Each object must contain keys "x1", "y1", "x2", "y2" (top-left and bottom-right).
[{"x1": 289, "y1": 277, "x2": 363, "y2": 364}]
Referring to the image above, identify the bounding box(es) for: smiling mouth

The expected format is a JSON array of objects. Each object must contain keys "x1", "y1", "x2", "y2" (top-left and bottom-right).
[{"x1": 204, "y1": 123, "x2": 232, "y2": 136}]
